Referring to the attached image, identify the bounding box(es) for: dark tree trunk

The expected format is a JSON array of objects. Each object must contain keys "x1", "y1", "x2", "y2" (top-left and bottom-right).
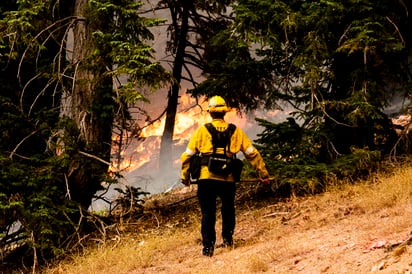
[
  {"x1": 64, "y1": 0, "x2": 113, "y2": 208},
  {"x1": 159, "y1": 4, "x2": 190, "y2": 171}
]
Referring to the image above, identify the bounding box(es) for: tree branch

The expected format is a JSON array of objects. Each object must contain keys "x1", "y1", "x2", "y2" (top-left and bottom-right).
[
  {"x1": 78, "y1": 151, "x2": 111, "y2": 166},
  {"x1": 9, "y1": 130, "x2": 39, "y2": 160}
]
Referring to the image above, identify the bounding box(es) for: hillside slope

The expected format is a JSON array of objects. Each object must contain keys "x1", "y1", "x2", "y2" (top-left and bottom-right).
[{"x1": 44, "y1": 167, "x2": 412, "y2": 274}]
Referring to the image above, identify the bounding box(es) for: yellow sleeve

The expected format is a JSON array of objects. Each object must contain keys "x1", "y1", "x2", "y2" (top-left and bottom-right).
[
  {"x1": 181, "y1": 130, "x2": 197, "y2": 180},
  {"x1": 244, "y1": 147, "x2": 270, "y2": 179},
  {"x1": 181, "y1": 152, "x2": 191, "y2": 181},
  {"x1": 234, "y1": 128, "x2": 270, "y2": 179}
]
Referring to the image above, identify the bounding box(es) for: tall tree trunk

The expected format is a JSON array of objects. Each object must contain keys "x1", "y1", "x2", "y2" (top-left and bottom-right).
[
  {"x1": 63, "y1": 0, "x2": 113, "y2": 208},
  {"x1": 159, "y1": 4, "x2": 190, "y2": 171}
]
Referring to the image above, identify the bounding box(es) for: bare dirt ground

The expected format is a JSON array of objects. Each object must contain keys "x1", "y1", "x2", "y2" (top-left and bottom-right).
[{"x1": 136, "y1": 182, "x2": 412, "y2": 274}]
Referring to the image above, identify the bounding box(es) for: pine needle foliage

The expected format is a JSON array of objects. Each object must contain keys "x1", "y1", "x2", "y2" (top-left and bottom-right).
[{"x1": 254, "y1": 117, "x2": 382, "y2": 196}]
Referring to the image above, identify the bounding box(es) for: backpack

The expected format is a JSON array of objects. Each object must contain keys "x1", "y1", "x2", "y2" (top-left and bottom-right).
[{"x1": 204, "y1": 123, "x2": 243, "y2": 179}]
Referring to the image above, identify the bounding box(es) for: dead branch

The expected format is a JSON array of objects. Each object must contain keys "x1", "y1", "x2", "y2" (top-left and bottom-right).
[
  {"x1": 145, "y1": 193, "x2": 197, "y2": 210},
  {"x1": 385, "y1": 234, "x2": 412, "y2": 252},
  {"x1": 78, "y1": 150, "x2": 111, "y2": 166},
  {"x1": 385, "y1": 16, "x2": 405, "y2": 45},
  {"x1": 17, "y1": 16, "x2": 79, "y2": 80},
  {"x1": 9, "y1": 130, "x2": 39, "y2": 160}
]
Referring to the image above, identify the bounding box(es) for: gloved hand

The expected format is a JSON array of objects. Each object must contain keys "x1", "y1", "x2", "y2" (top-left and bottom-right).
[
  {"x1": 259, "y1": 177, "x2": 270, "y2": 185},
  {"x1": 181, "y1": 179, "x2": 191, "y2": 186}
]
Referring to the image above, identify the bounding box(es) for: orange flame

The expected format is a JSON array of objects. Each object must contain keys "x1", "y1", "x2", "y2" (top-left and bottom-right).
[{"x1": 111, "y1": 95, "x2": 272, "y2": 173}]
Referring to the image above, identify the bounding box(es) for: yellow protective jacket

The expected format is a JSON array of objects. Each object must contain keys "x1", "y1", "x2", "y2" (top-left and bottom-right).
[{"x1": 181, "y1": 118, "x2": 270, "y2": 182}]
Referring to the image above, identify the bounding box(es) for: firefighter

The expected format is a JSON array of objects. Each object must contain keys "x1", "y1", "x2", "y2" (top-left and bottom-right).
[{"x1": 180, "y1": 95, "x2": 270, "y2": 257}]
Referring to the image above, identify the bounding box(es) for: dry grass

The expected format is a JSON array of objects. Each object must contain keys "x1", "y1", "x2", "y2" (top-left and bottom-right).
[{"x1": 41, "y1": 165, "x2": 412, "y2": 274}]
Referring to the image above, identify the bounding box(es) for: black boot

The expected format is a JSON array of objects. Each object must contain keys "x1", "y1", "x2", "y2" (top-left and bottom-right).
[
  {"x1": 222, "y1": 237, "x2": 233, "y2": 247},
  {"x1": 202, "y1": 246, "x2": 214, "y2": 257}
]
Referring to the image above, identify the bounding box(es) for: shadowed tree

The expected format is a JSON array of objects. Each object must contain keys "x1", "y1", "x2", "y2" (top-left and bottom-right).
[
  {"x1": 151, "y1": 0, "x2": 234, "y2": 170},
  {"x1": 55, "y1": 0, "x2": 168, "y2": 208},
  {"x1": 0, "y1": 0, "x2": 168, "y2": 267}
]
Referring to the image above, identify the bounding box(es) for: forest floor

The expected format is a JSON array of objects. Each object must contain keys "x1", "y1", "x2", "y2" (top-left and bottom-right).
[{"x1": 43, "y1": 167, "x2": 412, "y2": 274}]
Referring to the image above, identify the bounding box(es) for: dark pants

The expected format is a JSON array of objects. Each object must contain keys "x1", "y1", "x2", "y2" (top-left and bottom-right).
[{"x1": 197, "y1": 180, "x2": 236, "y2": 248}]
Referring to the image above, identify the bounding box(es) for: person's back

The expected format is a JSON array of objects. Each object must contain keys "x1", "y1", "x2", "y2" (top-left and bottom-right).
[
  {"x1": 180, "y1": 96, "x2": 270, "y2": 257},
  {"x1": 181, "y1": 106, "x2": 269, "y2": 183}
]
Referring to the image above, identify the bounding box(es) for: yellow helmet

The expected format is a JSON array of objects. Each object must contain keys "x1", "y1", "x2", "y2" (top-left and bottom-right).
[{"x1": 206, "y1": 96, "x2": 230, "y2": 113}]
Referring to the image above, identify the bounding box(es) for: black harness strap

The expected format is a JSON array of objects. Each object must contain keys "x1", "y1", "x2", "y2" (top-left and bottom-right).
[
  {"x1": 204, "y1": 123, "x2": 236, "y2": 157},
  {"x1": 201, "y1": 123, "x2": 243, "y2": 179}
]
